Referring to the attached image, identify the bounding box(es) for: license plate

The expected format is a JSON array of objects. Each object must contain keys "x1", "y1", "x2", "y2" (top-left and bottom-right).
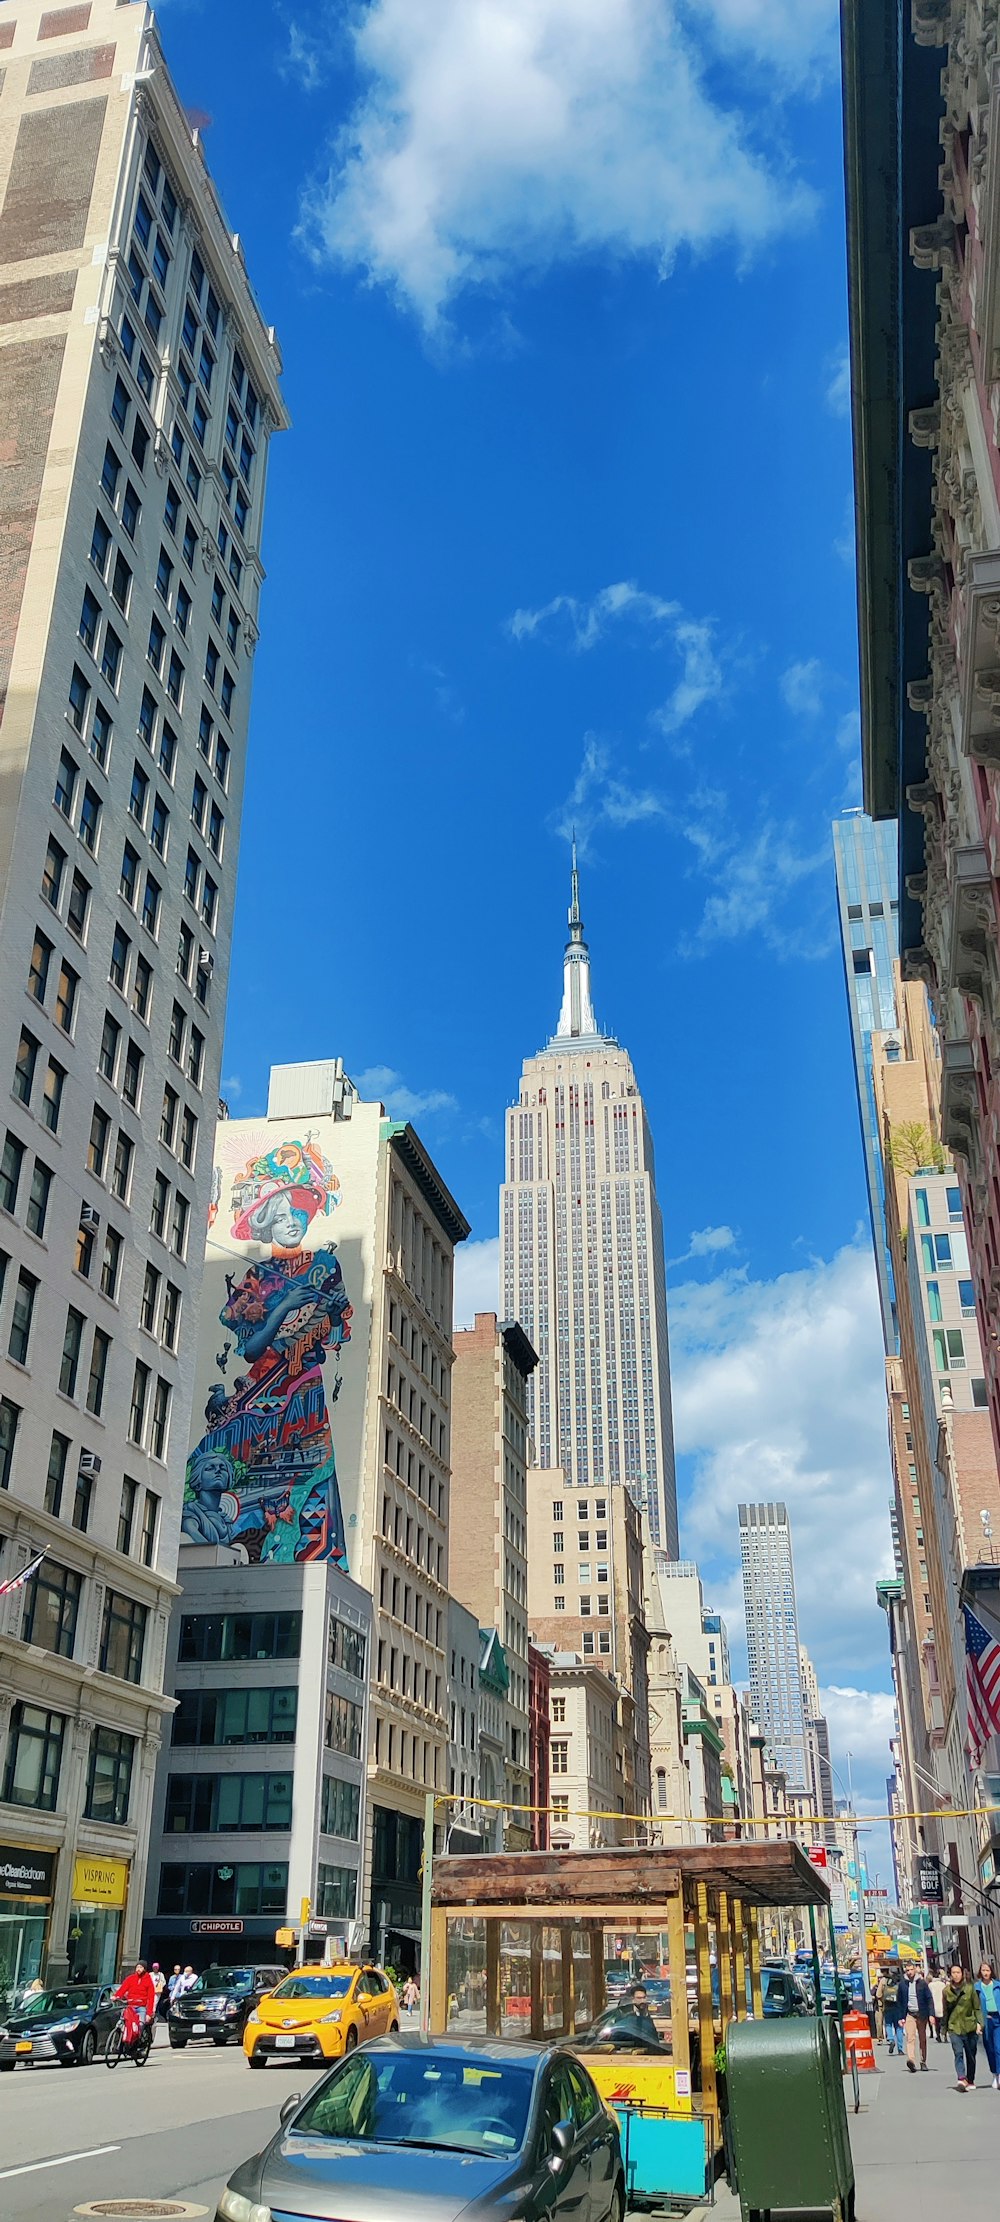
[
  {"x1": 274, "y1": 2034, "x2": 297, "y2": 2050},
  {"x1": 15, "y1": 2042, "x2": 31, "y2": 2054},
  {"x1": 191, "y1": 2023, "x2": 206, "y2": 2034}
]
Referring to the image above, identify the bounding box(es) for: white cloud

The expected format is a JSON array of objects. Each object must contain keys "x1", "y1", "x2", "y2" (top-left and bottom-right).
[
  {"x1": 354, "y1": 1064, "x2": 458, "y2": 1121},
  {"x1": 281, "y1": 21, "x2": 326, "y2": 89},
  {"x1": 679, "y1": 806, "x2": 831, "y2": 957},
  {"x1": 510, "y1": 581, "x2": 726, "y2": 740},
  {"x1": 834, "y1": 497, "x2": 856, "y2": 569},
  {"x1": 825, "y1": 344, "x2": 851, "y2": 417},
  {"x1": 780, "y1": 658, "x2": 824, "y2": 717},
  {"x1": 670, "y1": 1225, "x2": 738, "y2": 1265},
  {"x1": 671, "y1": 1242, "x2": 895, "y2": 1701},
  {"x1": 221, "y1": 1073, "x2": 243, "y2": 1101},
  {"x1": 454, "y1": 1235, "x2": 500, "y2": 1328},
  {"x1": 554, "y1": 733, "x2": 664, "y2": 852},
  {"x1": 820, "y1": 1687, "x2": 898, "y2": 1796},
  {"x1": 301, "y1": 0, "x2": 816, "y2": 329},
  {"x1": 696, "y1": 0, "x2": 839, "y2": 81}
]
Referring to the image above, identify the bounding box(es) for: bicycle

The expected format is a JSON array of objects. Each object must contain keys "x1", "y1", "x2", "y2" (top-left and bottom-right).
[{"x1": 105, "y1": 2008, "x2": 153, "y2": 2069}]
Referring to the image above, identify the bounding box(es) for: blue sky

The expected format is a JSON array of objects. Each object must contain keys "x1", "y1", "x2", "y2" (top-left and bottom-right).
[{"x1": 161, "y1": 0, "x2": 895, "y2": 1854}]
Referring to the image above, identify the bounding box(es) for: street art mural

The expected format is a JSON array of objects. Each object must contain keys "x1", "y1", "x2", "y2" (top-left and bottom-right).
[{"x1": 182, "y1": 1134, "x2": 353, "y2": 1566}]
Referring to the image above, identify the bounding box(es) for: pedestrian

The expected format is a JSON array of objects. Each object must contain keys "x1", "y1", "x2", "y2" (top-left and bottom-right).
[
  {"x1": 883, "y1": 1965, "x2": 905, "y2": 2057},
  {"x1": 179, "y1": 1963, "x2": 197, "y2": 1994},
  {"x1": 874, "y1": 1968, "x2": 888, "y2": 2044},
  {"x1": 929, "y1": 1969, "x2": 945, "y2": 2042},
  {"x1": 942, "y1": 1961, "x2": 983, "y2": 2089},
  {"x1": 902, "y1": 1965, "x2": 934, "y2": 2072},
  {"x1": 975, "y1": 1959, "x2": 1000, "y2": 2088},
  {"x1": 167, "y1": 1963, "x2": 184, "y2": 2006},
  {"x1": 150, "y1": 1961, "x2": 166, "y2": 2015},
  {"x1": 402, "y1": 1976, "x2": 419, "y2": 2017}
]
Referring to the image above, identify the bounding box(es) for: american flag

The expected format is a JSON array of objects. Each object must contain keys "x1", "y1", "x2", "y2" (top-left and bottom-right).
[
  {"x1": 0, "y1": 1547, "x2": 45, "y2": 1599},
  {"x1": 965, "y1": 1604, "x2": 1000, "y2": 1761}
]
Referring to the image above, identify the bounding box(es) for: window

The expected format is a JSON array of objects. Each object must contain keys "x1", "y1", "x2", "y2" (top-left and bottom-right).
[
  {"x1": 13, "y1": 1032, "x2": 38, "y2": 1107},
  {"x1": 324, "y1": 1690, "x2": 364, "y2": 1758},
  {"x1": 551, "y1": 1696, "x2": 566, "y2": 1724},
  {"x1": 165, "y1": 1770, "x2": 294, "y2": 1835},
  {"x1": 201, "y1": 875, "x2": 217, "y2": 931},
  {"x1": 90, "y1": 512, "x2": 112, "y2": 574},
  {"x1": 157, "y1": 1861, "x2": 288, "y2": 1920},
  {"x1": 68, "y1": 664, "x2": 89, "y2": 732},
  {"x1": 100, "y1": 1226, "x2": 122, "y2": 1302},
  {"x1": 79, "y1": 587, "x2": 100, "y2": 654},
  {"x1": 176, "y1": 582, "x2": 191, "y2": 637},
  {"x1": 111, "y1": 1129, "x2": 133, "y2": 1201},
  {"x1": 159, "y1": 720, "x2": 177, "y2": 779},
  {"x1": 133, "y1": 952, "x2": 153, "y2": 1020},
  {"x1": 55, "y1": 747, "x2": 79, "y2": 819},
  {"x1": 161, "y1": 1282, "x2": 181, "y2": 1352},
  {"x1": 41, "y1": 837, "x2": 65, "y2": 911},
  {"x1": 3, "y1": 1702, "x2": 64, "y2": 1812},
  {"x1": 111, "y1": 549, "x2": 132, "y2": 613},
  {"x1": 182, "y1": 518, "x2": 197, "y2": 568},
  {"x1": 90, "y1": 700, "x2": 112, "y2": 769},
  {"x1": 120, "y1": 841, "x2": 139, "y2": 906},
  {"x1": 101, "y1": 626, "x2": 122, "y2": 690},
  {"x1": 129, "y1": 760, "x2": 149, "y2": 825},
  {"x1": 205, "y1": 640, "x2": 218, "y2": 690},
  {"x1": 121, "y1": 480, "x2": 141, "y2": 538},
  {"x1": 44, "y1": 1430, "x2": 68, "y2": 1518},
  {"x1": 140, "y1": 1260, "x2": 160, "y2": 1333},
  {"x1": 167, "y1": 650, "x2": 184, "y2": 706},
  {"x1": 100, "y1": 1590, "x2": 148, "y2": 1685},
  {"x1": 148, "y1": 614, "x2": 166, "y2": 673},
  {"x1": 86, "y1": 1726, "x2": 134, "y2": 1827},
  {"x1": 42, "y1": 1059, "x2": 65, "y2": 1135},
  {"x1": 118, "y1": 1474, "x2": 138, "y2": 1554},
  {"x1": 55, "y1": 962, "x2": 78, "y2": 1033},
  {"x1": 26, "y1": 1160, "x2": 52, "y2": 1240},
  {"x1": 171, "y1": 1189, "x2": 188, "y2": 1258},
  {"x1": 23, "y1": 1559, "x2": 81, "y2": 1659},
  {"x1": 78, "y1": 1209, "x2": 95, "y2": 1278},
  {"x1": 0, "y1": 1396, "x2": 19, "y2": 1490},
  {"x1": 141, "y1": 867, "x2": 160, "y2": 932},
  {"x1": 102, "y1": 443, "x2": 121, "y2": 502},
  {"x1": 156, "y1": 545, "x2": 173, "y2": 601},
  {"x1": 973, "y1": 1377, "x2": 989, "y2": 1408},
  {"x1": 79, "y1": 783, "x2": 101, "y2": 852},
  {"x1": 179, "y1": 1106, "x2": 197, "y2": 1170},
  {"x1": 319, "y1": 1775, "x2": 361, "y2": 1841},
  {"x1": 220, "y1": 669, "x2": 234, "y2": 718},
  {"x1": 67, "y1": 870, "x2": 90, "y2": 940},
  {"x1": 110, "y1": 925, "x2": 130, "y2": 991},
  {"x1": 178, "y1": 1610, "x2": 302, "y2": 1663},
  {"x1": 60, "y1": 1305, "x2": 84, "y2": 1396},
  {"x1": 208, "y1": 802, "x2": 224, "y2": 858},
  {"x1": 215, "y1": 736, "x2": 229, "y2": 789},
  {"x1": 28, "y1": 930, "x2": 52, "y2": 1004},
  {"x1": 130, "y1": 1358, "x2": 149, "y2": 1442},
  {"x1": 0, "y1": 1131, "x2": 24, "y2": 1215},
  {"x1": 187, "y1": 1027, "x2": 204, "y2": 1087},
  {"x1": 168, "y1": 1001, "x2": 185, "y2": 1063},
  {"x1": 8, "y1": 1269, "x2": 36, "y2": 1365},
  {"x1": 140, "y1": 1488, "x2": 159, "y2": 1567},
  {"x1": 132, "y1": 415, "x2": 150, "y2": 468},
  {"x1": 150, "y1": 1375, "x2": 171, "y2": 1459},
  {"x1": 172, "y1": 1684, "x2": 297, "y2": 1747},
  {"x1": 947, "y1": 1185, "x2": 963, "y2": 1220},
  {"x1": 551, "y1": 1741, "x2": 568, "y2": 1775},
  {"x1": 191, "y1": 774, "x2": 207, "y2": 830},
  {"x1": 99, "y1": 1012, "x2": 121, "y2": 1082},
  {"x1": 150, "y1": 1171, "x2": 169, "y2": 1239},
  {"x1": 122, "y1": 1040, "x2": 143, "y2": 1109},
  {"x1": 959, "y1": 1278, "x2": 977, "y2": 1314}
]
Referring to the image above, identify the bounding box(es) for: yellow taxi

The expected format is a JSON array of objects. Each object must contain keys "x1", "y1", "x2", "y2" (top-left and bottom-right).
[{"x1": 244, "y1": 1963, "x2": 399, "y2": 2068}]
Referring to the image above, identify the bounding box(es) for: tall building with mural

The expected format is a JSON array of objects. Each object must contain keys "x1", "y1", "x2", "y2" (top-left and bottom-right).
[
  {"x1": 501, "y1": 855, "x2": 679, "y2": 1554},
  {"x1": 178, "y1": 1061, "x2": 468, "y2": 1964},
  {"x1": 0, "y1": 0, "x2": 286, "y2": 1992}
]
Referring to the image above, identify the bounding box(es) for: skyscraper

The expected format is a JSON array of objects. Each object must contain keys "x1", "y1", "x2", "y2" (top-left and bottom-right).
[
  {"x1": 739, "y1": 1503, "x2": 809, "y2": 1794},
  {"x1": 0, "y1": 0, "x2": 286, "y2": 1985},
  {"x1": 832, "y1": 811, "x2": 900, "y2": 1352},
  {"x1": 501, "y1": 854, "x2": 678, "y2": 1552}
]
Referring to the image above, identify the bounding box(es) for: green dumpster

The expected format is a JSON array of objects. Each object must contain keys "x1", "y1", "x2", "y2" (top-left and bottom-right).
[{"x1": 725, "y1": 2015, "x2": 856, "y2": 2221}]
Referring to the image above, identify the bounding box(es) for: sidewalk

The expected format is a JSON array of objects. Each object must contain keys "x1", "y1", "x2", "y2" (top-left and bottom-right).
[{"x1": 693, "y1": 2039, "x2": 1000, "y2": 2220}]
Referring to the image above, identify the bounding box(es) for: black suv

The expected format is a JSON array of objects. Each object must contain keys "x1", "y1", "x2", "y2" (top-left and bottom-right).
[{"x1": 169, "y1": 1963, "x2": 286, "y2": 2048}]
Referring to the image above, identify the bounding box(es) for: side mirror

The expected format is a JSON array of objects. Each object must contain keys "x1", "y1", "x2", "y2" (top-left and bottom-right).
[
  {"x1": 549, "y1": 2120, "x2": 574, "y2": 2171},
  {"x1": 279, "y1": 2092, "x2": 301, "y2": 2128}
]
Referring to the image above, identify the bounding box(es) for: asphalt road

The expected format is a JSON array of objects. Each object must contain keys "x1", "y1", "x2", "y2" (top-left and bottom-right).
[{"x1": 0, "y1": 2024, "x2": 319, "y2": 2222}]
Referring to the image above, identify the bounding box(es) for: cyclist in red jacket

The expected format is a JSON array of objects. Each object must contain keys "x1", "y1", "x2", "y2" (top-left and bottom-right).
[{"x1": 114, "y1": 1961, "x2": 156, "y2": 2047}]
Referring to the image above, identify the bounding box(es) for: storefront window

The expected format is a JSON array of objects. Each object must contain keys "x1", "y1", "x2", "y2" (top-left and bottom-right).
[
  {"x1": 446, "y1": 1917, "x2": 486, "y2": 2033},
  {"x1": 0, "y1": 1900, "x2": 47, "y2": 2011},
  {"x1": 66, "y1": 1903, "x2": 121, "y2": 1986}
]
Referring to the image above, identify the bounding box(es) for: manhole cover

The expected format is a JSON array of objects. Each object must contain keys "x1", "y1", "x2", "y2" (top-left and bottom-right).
[{"x1": 74, "y1": 2205, "x2": 207, "y2": 2219}]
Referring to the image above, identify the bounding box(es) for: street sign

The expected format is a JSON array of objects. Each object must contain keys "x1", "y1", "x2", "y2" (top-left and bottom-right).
[
  {"x1": 942, "y1": 1914, "x2": 970, "y2": 1928},
  {"x1": 807, "y1": 1844, "x2": 828, "y2": 1869},
  {"x1": 190, "y1": 1917, "x2": 244, "y2": 1935},
  {"x1": 916, "y1": 1854, "x2": 943, "y2": 1905}
]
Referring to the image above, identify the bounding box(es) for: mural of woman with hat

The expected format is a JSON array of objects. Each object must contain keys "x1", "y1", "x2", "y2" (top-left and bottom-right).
[{"x1": 182, "y1": 1135, "x2": 352, "y2": 1566}]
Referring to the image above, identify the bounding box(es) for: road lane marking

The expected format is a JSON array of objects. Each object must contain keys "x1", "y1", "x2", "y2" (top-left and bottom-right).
[{"x1": 0, "y1": 2144, "x2": 120, "y2": 2180}]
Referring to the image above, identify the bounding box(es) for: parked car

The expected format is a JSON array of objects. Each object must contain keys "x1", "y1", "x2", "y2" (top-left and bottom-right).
[
  {"x1": 761, "y1": 1966, "x2": 811, "y2": 2017},
  {"x1": 0, "y1": 1982, "x2": 122, "y2": 2069},
  {"x1": 216, "y1": 2033, "x2": 625, "y2": 2222},
  {"x1": 169, "y1": 1962, "x2": 287, "y2": 2048},
  {"x1": 244, "y1": 1964, "x2": 399, "y2": 2069}
]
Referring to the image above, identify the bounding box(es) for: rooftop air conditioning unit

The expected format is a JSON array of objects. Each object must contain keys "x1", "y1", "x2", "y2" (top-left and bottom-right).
[
  {"x1": 80, "y1": 1204, "x2": 101, "y2": 1231},
  {"x1": 78, "y1": 1450, "x2": 102, "y2": 1476},
  {"x1": 198, "y1": 948, "x2": 215, "y2": 976}
]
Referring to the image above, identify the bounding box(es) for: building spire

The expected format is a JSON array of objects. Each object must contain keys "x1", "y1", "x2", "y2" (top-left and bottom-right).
[{"x1": 556, "y1": 836, "x2": 598, "y2": 1039}]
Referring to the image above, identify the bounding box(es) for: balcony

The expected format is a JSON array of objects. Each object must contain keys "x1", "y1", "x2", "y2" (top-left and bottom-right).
[
  {"x1": 946, "y1": 844, "x2": 995, "y2": 1005},
  {"x1": 940, "y1": 1037, "x2": 978, "y2": 1158},
  {"x1": 958, "y1": 549, "x2": 1000, "y2": 768}
]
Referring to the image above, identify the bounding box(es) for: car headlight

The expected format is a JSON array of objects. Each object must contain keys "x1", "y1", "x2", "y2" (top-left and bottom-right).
[
  {"x1": 48, "y1": 2021, "x2": 80, "y2": 2035},
  {"x1": 322, "y1": 2010, "x2": 342, "y2": 2024},
  {"x1": 224, "y1": 2002, "x2": 239, "y2": 2014},
  {"x1": 246, "y1": 2010, "x2": 262, "y2": 2027},
  {"x1": 216, "y1": 2192, "x2": 272, "y2": 2222}
]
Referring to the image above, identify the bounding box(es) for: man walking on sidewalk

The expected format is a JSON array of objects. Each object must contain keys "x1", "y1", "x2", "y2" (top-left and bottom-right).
[
  {"x1": 942, "y1": 1963, "x2": 983, "y2": 2088},
  {"x1": 903, "y1": 1969, "x2": 934, "y2": 2072}
]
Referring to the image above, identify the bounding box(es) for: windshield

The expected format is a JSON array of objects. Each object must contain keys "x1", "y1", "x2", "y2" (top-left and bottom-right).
[
  {"x1": 271, "y1": 1973, "x2": 354, "y2": 2001},
  {"x1": 191, "y1": 1966, "x2": 253, "y2": 1995},
  {"x1": 17, "y1": 1987, "x2": 94, "y2": 2019},
  {"x1": 294, "y1": 2051, "x2": 535, "y2": 2156}
]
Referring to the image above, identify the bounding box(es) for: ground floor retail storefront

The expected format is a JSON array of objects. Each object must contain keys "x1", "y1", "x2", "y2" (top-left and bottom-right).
[{"x1": 0, "y1": 1842, "x2": 131, "y2": 2004}]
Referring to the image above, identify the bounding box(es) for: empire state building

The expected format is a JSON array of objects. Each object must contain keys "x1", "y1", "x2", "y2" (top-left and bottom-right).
[{"x1": 501, "y1": 856, "x2": 679, "y2": 1554}]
